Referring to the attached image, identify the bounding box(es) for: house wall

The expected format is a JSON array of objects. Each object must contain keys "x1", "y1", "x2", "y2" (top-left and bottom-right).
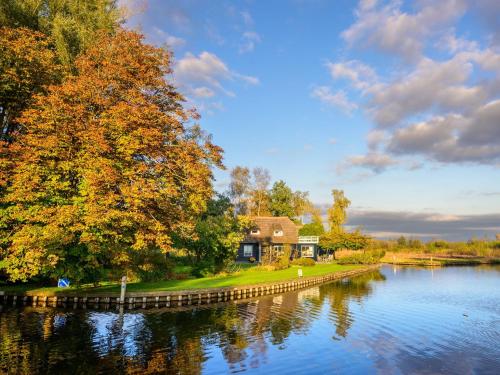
[
  {"x1": 236, "y1": 243, "x2": 259, "y2": 262},
  {"x1": 236, "y1": 242, "x2": 318, "y2": 262}
]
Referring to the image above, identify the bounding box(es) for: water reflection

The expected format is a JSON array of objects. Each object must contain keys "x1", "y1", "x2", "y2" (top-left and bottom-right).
[{"x1": 1, "y1": 267, "x2": 499, "y2": 374}]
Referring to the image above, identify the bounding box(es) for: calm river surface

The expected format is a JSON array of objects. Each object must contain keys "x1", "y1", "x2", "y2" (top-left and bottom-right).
[{"x1": 1, "y1": 265, "x2": 499, "y2": 374}]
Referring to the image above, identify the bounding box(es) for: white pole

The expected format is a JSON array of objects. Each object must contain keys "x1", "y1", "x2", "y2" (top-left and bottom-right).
[{"x1": 120, "y1": 275, "x2": 127, "y2": 304}]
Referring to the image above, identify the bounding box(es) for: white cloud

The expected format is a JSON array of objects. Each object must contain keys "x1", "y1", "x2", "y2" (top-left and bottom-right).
[
  {"x1": 192, "y1": 86, "x2": 215, "y2": 98},
  {"x1": 175, "y1": 51, "x2": 259, "y2": 98},
  {"x1": 370, "y1": 55, "x2": 486, "y2": 127},
  {"x1": 239, "y1": 31, "x2": 261, "y2": 53},
  {"x1": 347, "y1": 210, "x2": 500, "y2": 240},
  {"x1": 342, "y1": 0, "x2": 467, "y2": 61},
  {"x1": 426, "y1": 214, "x2": 461, "y2": 222},
  {"x1": 326, "y1": 60, "x2": 377, "y2": 91},
  {"x1": 438, "y1": 31, "x2": 478, "y2": 53},
  {"x1": 265, "y1": 147, "x2": 279, "y2": 155},
  {"x1": 366, "y1": 129, "x2": 387, "y2": 150},
  {"x1": 344, "y1": 152, "x2": 398, "y2": 173},
  {"x1": 241, "y1": 11, "x2": 254, "y2": 27},
  {"x1": 151, "y1": 27, "x2": 186, "y2": 48},
  {"x1": 320, "y1": 0, "x2": 500, "y2": 172},
  {"x1": 311, "y1": 86, "x2": 358, "y2": 113},
  {"x1": 386, "y1": 100, "x2": 500, "y2": 164}
]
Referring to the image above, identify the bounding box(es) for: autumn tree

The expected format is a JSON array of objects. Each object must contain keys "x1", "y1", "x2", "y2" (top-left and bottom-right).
[
  {"x1": 327, "y1": 189, "x2": 351, "y2": 233},
  {"x1": 292, "y1": 190, "x2": 312, "y2": 223},
  {"x1": 2, "y1": 30, "x2": 223, "y2": 283},
  {"x1": 0, "y1": 27, "x2": 61, "y2": 142},
  {"x1": 1, "y1": 2, "x2": 121, "y2": 246},
  {"x1": 0, "y1": 27, "x2": 62, "y2": 266}
]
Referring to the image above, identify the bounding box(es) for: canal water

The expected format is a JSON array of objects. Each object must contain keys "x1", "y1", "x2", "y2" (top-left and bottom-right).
[{"x1": 1, "y1": 265, "x2": 499, "y2": 374}]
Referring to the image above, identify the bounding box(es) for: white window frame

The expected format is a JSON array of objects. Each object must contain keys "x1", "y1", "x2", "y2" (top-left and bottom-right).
[
  {"x1": 301, "y1": 245, "x2": 314, "y2": 258},
  {"x1": 243, "y1": 244, "x2": 253, "y2": 257},
  {"x1": 272, "y1": 245, "x2": 284, "y2": 256},
  {"x1": 273, "y1": 230, "x2": 283, "y2": 236},
  {"x1": 250, "y1": 229, "x2": 260, "y2": 235}
]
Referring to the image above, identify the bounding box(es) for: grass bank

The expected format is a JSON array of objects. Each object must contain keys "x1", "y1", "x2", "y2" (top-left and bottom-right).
[
  {"x1": 0, "y1": 263, "x2": 361, "y2": 296},
  {"x1": 381, "y1": 251, "x2": 500, "y2": 266}
]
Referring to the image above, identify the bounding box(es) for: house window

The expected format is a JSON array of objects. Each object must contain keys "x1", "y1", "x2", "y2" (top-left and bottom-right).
[
  {"x1": 272, "y1": 245, "x2": 284, "y2": 256},
  {"x1": 273, "y1": 230, "x2": 283, "y2": 236},
  {"x1": 243, "y1": 245, "x2": 253, "y2": 257},
  {"x1": 250, "y1": 229, "x2": 260, "y2": 235},
  {"x1": 301, "y1": 245, "x2": 314, "y2": 257}
]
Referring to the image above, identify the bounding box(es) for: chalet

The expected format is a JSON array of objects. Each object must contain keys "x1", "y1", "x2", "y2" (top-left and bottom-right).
[{"x1": 236, "y1": 216, "x2": 319, "y2": 262}]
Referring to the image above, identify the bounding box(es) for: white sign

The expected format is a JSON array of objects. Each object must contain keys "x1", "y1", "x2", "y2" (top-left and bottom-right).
[{"x1": 298, "y1": 268, "x2": 303, "y2": 278}]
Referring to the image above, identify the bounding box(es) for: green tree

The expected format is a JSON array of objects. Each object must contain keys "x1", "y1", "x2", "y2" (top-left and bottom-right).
[
  {"x1": 268, "y1": 180, "x2": 295, "y2": 218},
  {"x1": 299, "y1": 208, "x2": 325, "y2": 236},
  {"x1": 177, "y1": 194, "x2": 251, "y2": 274},
  {"x1": 0, "y1": 0, "x2": 120, "y2": 69},
  {"x1": 397, "y1": 235, "x2": 407, "y2": 247},
  {"x1": 319, "y1": 230, "x2": 369, "y2": 259}
]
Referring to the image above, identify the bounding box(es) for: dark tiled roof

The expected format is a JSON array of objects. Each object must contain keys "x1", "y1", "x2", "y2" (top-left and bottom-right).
[{"x1": 244, "y1": 216, "x2": 298, "y2": 244}]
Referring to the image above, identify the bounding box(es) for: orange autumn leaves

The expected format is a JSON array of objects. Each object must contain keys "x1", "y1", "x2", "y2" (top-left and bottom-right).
[{"x1": 2, "y1": 30, "x2": 223, "y2": 282}]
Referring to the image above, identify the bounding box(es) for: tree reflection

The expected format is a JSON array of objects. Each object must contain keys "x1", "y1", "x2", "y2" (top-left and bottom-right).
[
  {"x1": 0, "y1": 270, "x2": 384, "y2": 374},
  {"x1": 321, "y1": 270, "x2": 386, "y2": 338}
]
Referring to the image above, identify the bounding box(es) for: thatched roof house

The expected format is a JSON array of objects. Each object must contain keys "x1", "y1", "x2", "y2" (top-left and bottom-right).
[{"x1": 236, "y1": 216, "x2": 319, "y2": 262}]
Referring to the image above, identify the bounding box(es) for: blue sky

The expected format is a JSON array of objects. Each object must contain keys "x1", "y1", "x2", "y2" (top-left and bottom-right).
[{"x1": 122, "y1": 0, "x2": 500, "y2": 239}]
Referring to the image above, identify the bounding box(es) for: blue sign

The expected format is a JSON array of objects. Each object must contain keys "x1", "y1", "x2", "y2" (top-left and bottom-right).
[{"x1": 57, "y1": 278, "x2": 70, "y2": 288}]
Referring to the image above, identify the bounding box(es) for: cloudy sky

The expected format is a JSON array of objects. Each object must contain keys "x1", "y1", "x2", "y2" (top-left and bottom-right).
[{"x1": 122, "y1": 0, "x2": 500, "y2": 240}]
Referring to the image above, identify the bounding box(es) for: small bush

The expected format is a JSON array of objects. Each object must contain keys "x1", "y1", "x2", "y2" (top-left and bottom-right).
[
  {"x1": 273, "y1": 245, "x2": 291, "y2": 270},
  {"x1": 248, "y1": 256, "x2": 256, "y2": 263},
  {"x1": 291, "y1": 258, "x2": 316, "y2": 267},
  {"x1": 337, "y1": 249, "x2": 385, "y2": 265}
]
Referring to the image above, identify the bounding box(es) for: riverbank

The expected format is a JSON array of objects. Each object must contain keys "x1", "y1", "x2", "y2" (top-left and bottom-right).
[
  {"x1": 381, "y1": 251, "x2": 500, "y2": 266},
  {"x1": 0, "y1": 263, "x2": 357, "y2": 295},
  {"x1": 0, "y1": 264, "x2": 379, "y2": 309}
]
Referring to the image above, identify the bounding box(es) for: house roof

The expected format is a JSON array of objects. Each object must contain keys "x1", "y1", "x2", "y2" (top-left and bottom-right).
[{"x1": 244, "y1": 216, "x2": 299, "y2": 244}]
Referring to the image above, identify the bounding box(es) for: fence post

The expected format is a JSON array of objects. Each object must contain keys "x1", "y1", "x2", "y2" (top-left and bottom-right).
[{"x1": 120, "y1": 276, "x2": 127, "y2": 304}]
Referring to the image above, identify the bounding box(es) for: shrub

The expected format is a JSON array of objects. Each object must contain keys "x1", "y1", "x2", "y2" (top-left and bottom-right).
[
  {"x1": 249, "y1": 256, "x2": 256, "y2": 263},
  {"x1": 337, "y1": 249, "x2": 385, "y2": 265},
  {"x1": 251, "y1": 264, "x2": 277, "y2": 272},
  {"x1": 273, "y1": 245, "x2": 292, "y2": 270},
  {"x1": 291, "y1": 258, "x2": 316, "y2": 266}
]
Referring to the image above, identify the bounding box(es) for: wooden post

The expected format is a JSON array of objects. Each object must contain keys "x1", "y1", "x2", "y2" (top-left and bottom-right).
[{"x1": 120, "y1": 276, "x2": 127, "y2": 304}]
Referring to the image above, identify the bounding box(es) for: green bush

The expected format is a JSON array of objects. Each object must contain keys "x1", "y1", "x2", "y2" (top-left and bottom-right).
[
  {"x1": 291, "y1": 258, "x2": 316, "y2": 266},
  {"x1": 337, "y1": 249, "x2": 385, "y2": 265}
]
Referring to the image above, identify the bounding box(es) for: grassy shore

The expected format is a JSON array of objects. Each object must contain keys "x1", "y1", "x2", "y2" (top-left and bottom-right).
[
  {"x1": 381, "y1": 251, "x2": 500, "y2": 266},
  {"x1": 0, "y1": 263, "x2": 362, "y2": 296}
]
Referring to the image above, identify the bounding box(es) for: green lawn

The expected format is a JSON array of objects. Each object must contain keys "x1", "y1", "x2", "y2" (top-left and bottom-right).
[{"x1": 0, "y1": 263, "x2": 361, "y2": 295}]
